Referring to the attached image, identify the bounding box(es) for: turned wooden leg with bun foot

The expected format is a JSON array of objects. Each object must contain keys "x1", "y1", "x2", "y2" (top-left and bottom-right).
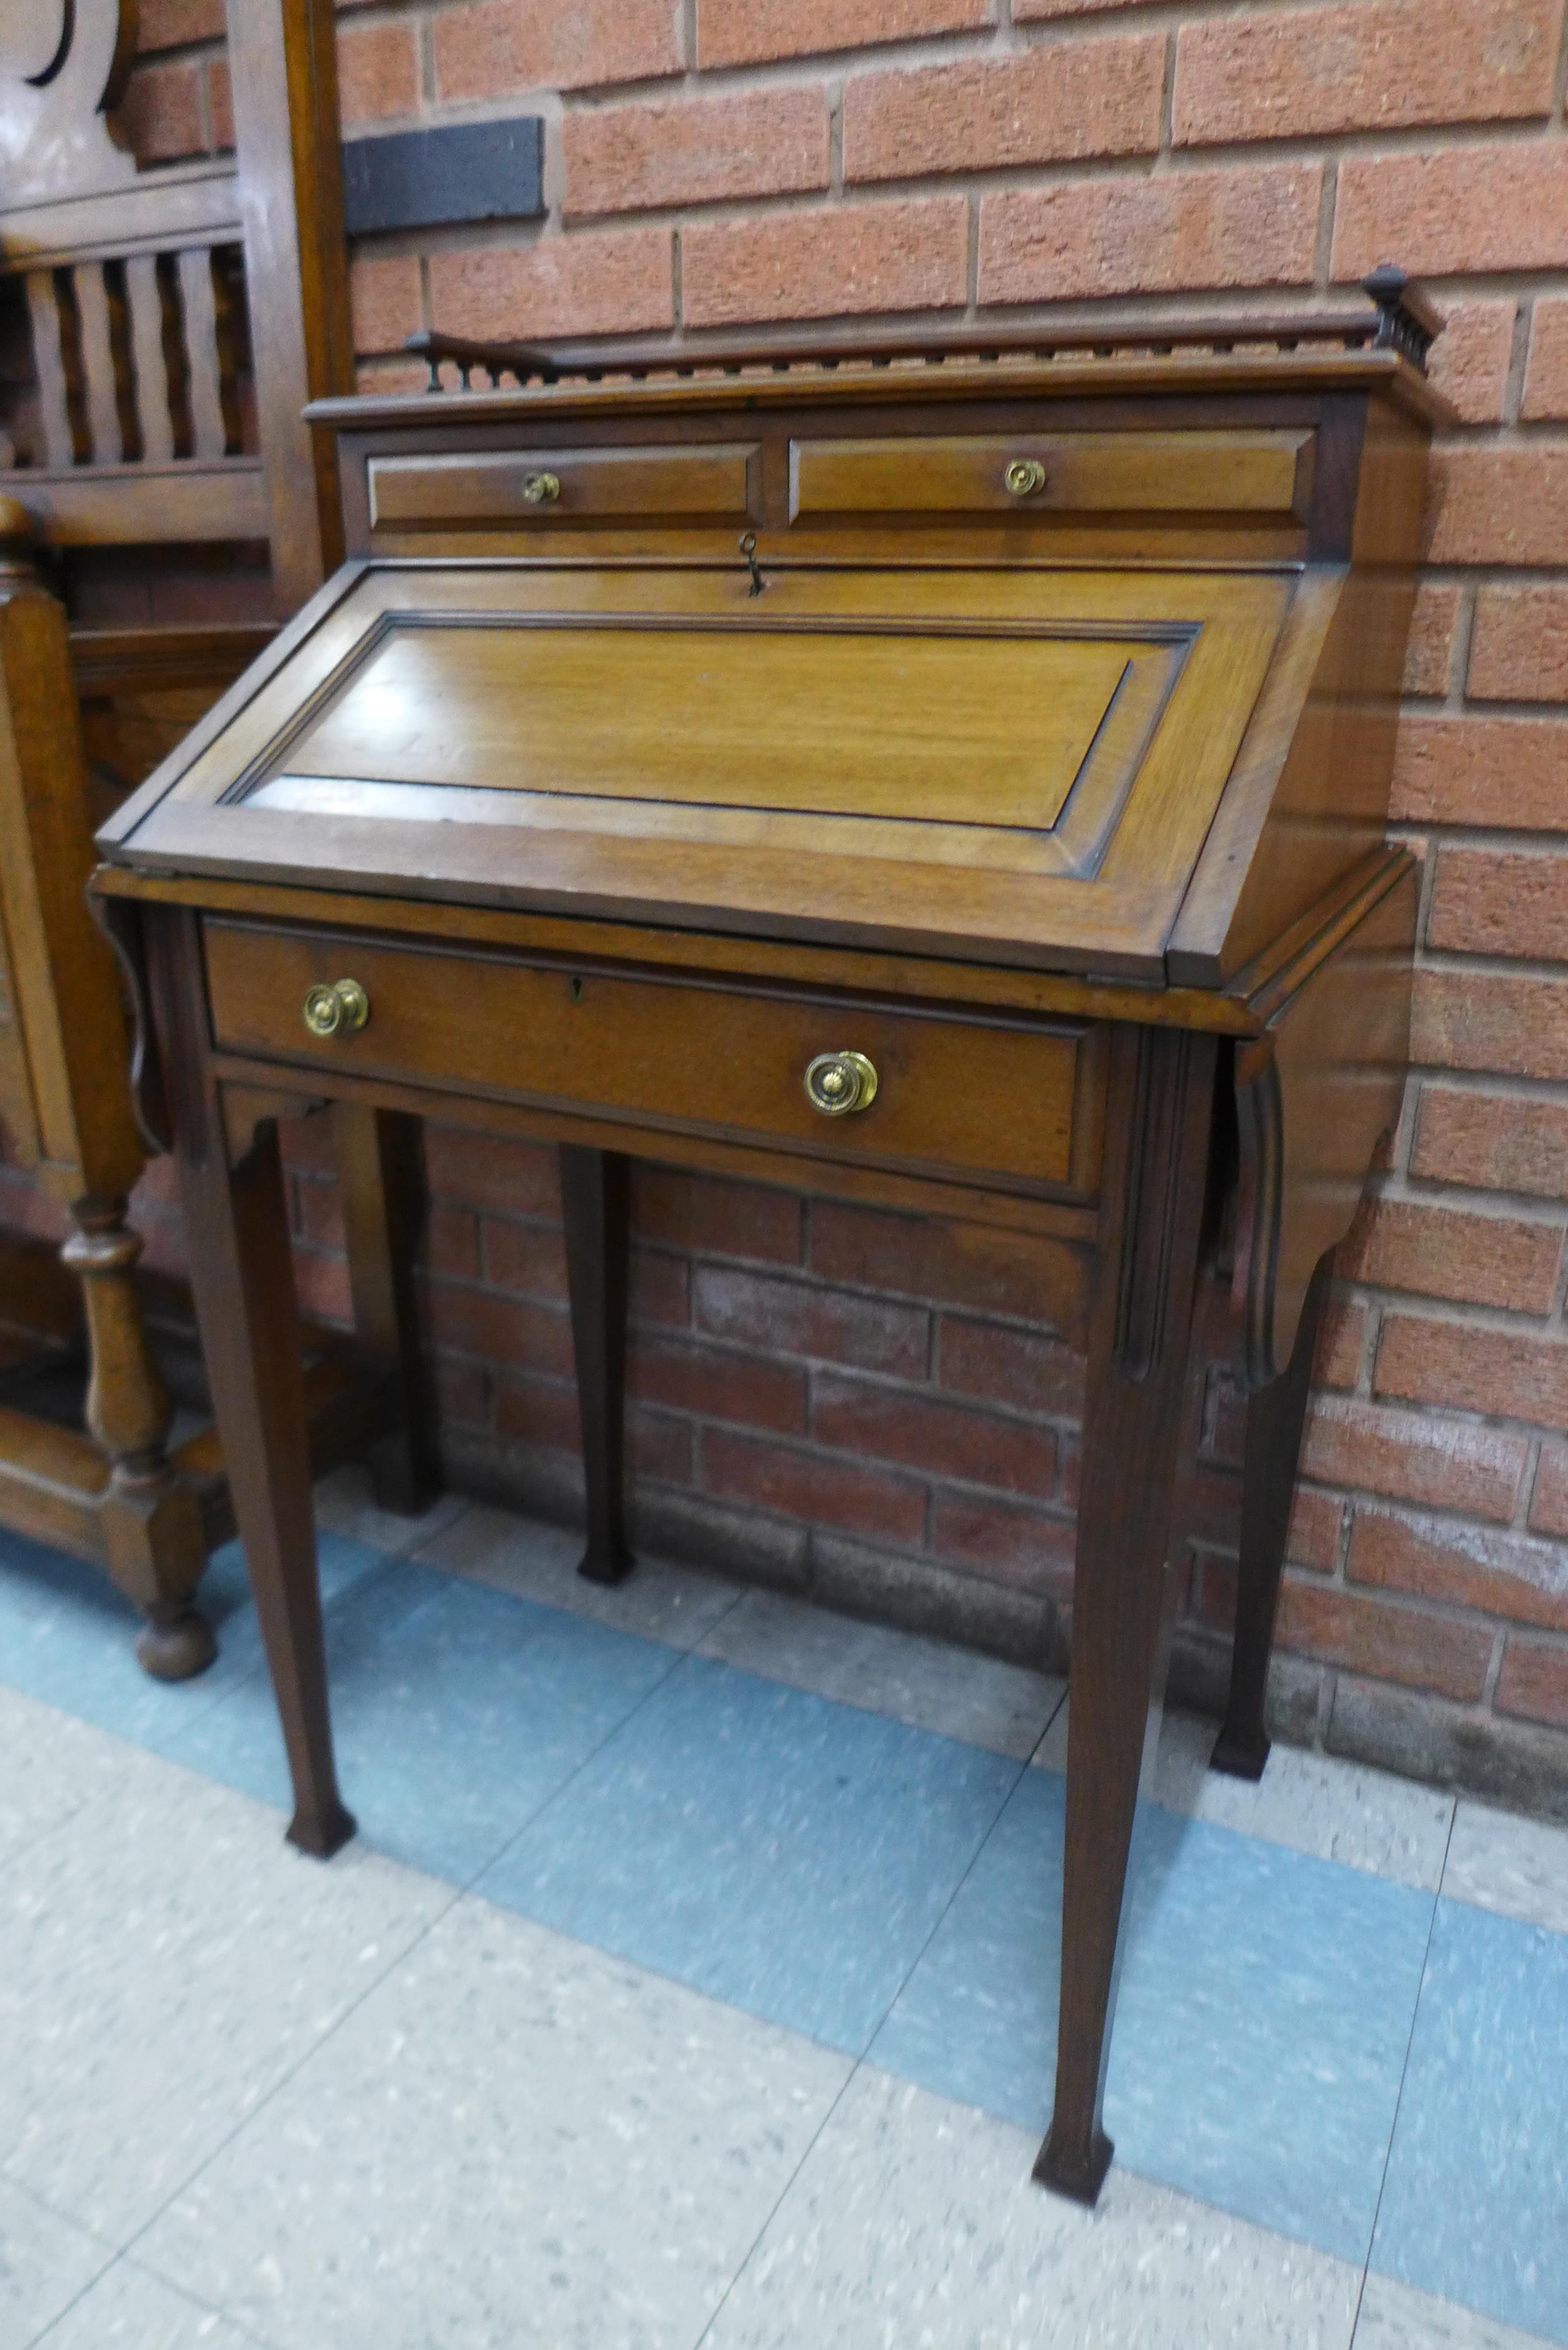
[
  {"x1": 1211, "y1": 1250, "x2": 1333, "y2": 1783},
  {"x1": 560, "y1": 1144, "x2": 634, "y2": 1586},
  {"x1": 1035, "y1": 1028, "x2": 1216, "y2": 2207},
  {"x1": 135, "y1": 1601, "x2": 217, "y2": 1681},
  {"x1": 62, "y1": 1196, "x2": 214, "y2": 1681}
]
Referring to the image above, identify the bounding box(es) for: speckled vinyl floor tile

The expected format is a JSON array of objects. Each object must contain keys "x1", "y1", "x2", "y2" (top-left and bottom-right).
[
  {"x1": 166, "y1": 1557, "x2": 683, "y2": 1884},
  {"x1": 1355, "y1": 2276, "x2": 1562, "y2": 2350},
  {"x1": 695, "y1": 1584, "x2": 1065, "y2": 1758},
  {"x1": 1441, "y1": 1802, "x2": 1568, "y2": 1937},
  {"x1": 0, "y1": 2178, "x2": 112, "y2": 2350},
  {"x1": 0, "y1": 1744, "x2": 449, "y2": 2243},
  {"x1": 0, "y1": 1682, "x2": 147, "y2": 1870},
  {"x1": 701, "y1": 2066, "x2": 1364, "y2": 2350},
  {"x1": 478, "y1": 1650, "x2": 1022, "y2": 2051},
  {"x1": 1370, "y1": 1899, "x2": 1568, "y2": 2346},
  {"x1": 1035, "y1": 1703, "x2": 1455, "y2": 1889},
  {"x1": 0, "y1": 1524, "x2": 386, "y2": 1754},
  {"x1": 871, "y1": 1764, "x2": 1434, "y2": 2263},
  {"x1": 133, "y1": 1893, "x2": 852, "y2": 2350},
  {"x1": 414, "y1": 1499, "x2": 743, "y2": 1651},
  {"x1": 29, "y1": 2257, "x2": 256, "y2": 2349}
]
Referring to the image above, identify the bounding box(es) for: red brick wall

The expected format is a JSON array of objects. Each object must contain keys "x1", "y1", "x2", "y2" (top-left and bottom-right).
[{"x1": 92, "y1": 0, "x2": 1568, "y2": 1807}]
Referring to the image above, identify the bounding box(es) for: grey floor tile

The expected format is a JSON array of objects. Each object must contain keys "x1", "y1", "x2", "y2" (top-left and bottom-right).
[
  {"x1": 1356, "y1": 2277, "x2": 1561, "y2": 2350},
  {"x1": 696, "y1": 1587, "x2": 1065, "y2": 1758},
  {"x1": 0, "y1": 1753, "x2": 451, "y2": 2244},
  {"x1": 416, "y1": 1500, "x2": 742, "y2": 1650},
  {"x1": 1441, "y1": 1802, "x2": 1568, "y2": 1937},
  {"x1": 31, "y1": 2259, "x2": 255, "y2": 2349},
  {"x1": 313, "y1": 1465, "x2": 470, "y2": 1559},
  {"x1": 702, "y1": 2066, "x2": 1363, "y2": 2350},
  {"x1": 1036, "y1": 1703, "x2": 1455, "y2": 1889},
  {"x1": 0, "y1": 1525, "x2": 385, "y2": 1759},
  {"x1": 1370, "y1": 1899, "x2": 1568, "y2": 2345},
  {"x1": 480, "y1": 1655, "x2": 1019, "y2": 2054},
  {"x1": 871, "y1": 1766, "x2": 1430, "y2": 2265},
  {"x1": 0, "y1": 1688, "x2": 143, "y2": 1870},
  {"x1": 0, "y1": 2181, "x2": 110, "y2": 2350},
  {"x1": 167, "y1": 1561, "x2": 683, "y2": 1888},
  {"x1": 136, "y1": 1894, "x2": 852, "y2": 2350}
]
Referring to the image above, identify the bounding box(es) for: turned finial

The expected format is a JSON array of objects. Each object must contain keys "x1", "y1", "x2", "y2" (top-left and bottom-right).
[{"x1": 1362, "y1": 265, "x2": 1442, "y2": 372}]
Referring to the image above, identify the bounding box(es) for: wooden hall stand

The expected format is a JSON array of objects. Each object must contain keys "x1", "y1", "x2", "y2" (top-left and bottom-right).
[
  {"x1": 0, "y1": 0, "x2": 428, "y2": 1674},
  {"x1": 94, "y1": 280, "x2": 1439, "y2": 2201}
]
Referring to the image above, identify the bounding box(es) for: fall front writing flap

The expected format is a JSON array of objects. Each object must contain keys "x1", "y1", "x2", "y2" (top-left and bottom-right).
[{"x1": 98, "y1": 555, "x2": 1310, "y2": 981}]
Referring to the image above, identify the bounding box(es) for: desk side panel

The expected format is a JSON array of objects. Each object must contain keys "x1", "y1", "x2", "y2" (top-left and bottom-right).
[
  {"x1": 1170, "y1": 396, "x2": 1429, "y2": 987},
  {"x1": 1230, "y1": 858, "x2": 1417, "y2": 1387}
]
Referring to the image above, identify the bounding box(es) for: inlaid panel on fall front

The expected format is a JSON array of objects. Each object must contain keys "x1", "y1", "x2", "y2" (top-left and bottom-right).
[
  {"x1": 260, "y1": 621, "x2": 1141, "y2": 843},
  {"x1": 110, "y1": 559, "x2": 1299, "y2": 978}
]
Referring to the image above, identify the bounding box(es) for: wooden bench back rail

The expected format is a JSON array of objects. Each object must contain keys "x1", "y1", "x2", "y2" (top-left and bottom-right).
[
  {"x1": 9, "y1": 228, "x2": 249, "y2": 474},
  {"x1": 0, "y1": 0, "x2": 414, "y2": 1687},
  {"x1": 1, "y1": 0, "x2": 263, "y2": 542}
]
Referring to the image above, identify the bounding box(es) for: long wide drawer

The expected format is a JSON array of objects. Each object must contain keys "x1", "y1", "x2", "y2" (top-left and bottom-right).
[{"x1": 203, "y1": 922, "x2": 1104, "y2": 1199}]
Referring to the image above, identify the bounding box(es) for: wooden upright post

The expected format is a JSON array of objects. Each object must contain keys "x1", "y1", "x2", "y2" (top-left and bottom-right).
[{"x1": 226, "y1": 0, "x2": 355, "y2": 609}]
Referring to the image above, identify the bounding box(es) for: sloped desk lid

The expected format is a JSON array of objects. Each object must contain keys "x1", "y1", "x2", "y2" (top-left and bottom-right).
[{"x1": 98, "y1": 553, "x2": 1312, "y2": 982}]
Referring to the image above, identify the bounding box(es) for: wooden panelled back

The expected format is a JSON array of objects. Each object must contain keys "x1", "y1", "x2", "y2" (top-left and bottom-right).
[
  {"x1": 0, "y1": 0, "x2": 352, "y2": 586},
  {"x1": 0, "y1": 5, "x2": 264, "y2": 549}
]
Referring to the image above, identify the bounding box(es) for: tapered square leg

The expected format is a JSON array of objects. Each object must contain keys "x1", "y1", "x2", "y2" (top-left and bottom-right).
[
  {"x1": 1035, "y1": 1027, "x2": 1217, "y2": 2206},
  {"x1": 559, "y1": 1144, "x2": 634, "y2": 1586},
  {"x1": 150, "y1": 910, "x2": 353, "y2": 1860},
  {"x1": 1211, "y1": 1249, "x2": 1333, "y2": 1782},
  {"x1": 333, "y1": 1100, "x2": 442, "y2": 1517}
]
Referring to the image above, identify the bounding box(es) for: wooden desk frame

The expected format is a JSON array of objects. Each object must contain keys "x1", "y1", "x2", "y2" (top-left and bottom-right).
[{"x1": 95, "y1": 294, "x2": 1437, "y2": 2203}]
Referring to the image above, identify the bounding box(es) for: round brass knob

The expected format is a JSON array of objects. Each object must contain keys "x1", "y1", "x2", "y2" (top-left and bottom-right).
[
  {"x1": 521, "y1": 471, "x2": 561, "y2": 505},
  {"x1": 804, "y1": 1049, "x2": 879, "y2": 1118},
  {"x1": 1004, "y1": 457, "x2": 1048, "y2": 497},
  {"x1": 302, "y1": 978, "x2": 370, "y2": 1039}
]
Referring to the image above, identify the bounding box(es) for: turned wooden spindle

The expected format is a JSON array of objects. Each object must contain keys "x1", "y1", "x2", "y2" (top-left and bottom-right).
[
  {"x1": 60, "y1": 1200, "x2": 212, "y2": 1678},
  {"x1": 0, "y1": 499, "x2": 211, "y2": 1677}
]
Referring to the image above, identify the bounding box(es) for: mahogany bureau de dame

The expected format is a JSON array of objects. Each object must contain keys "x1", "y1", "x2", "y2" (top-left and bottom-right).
[{"x1": 92, "y1": 272, "x2": 1442, "y2": 2206}]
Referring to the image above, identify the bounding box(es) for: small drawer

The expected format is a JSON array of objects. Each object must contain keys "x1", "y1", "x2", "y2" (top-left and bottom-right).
[
  {"x1": 205, "y1": 923, "x2": 1103, "y2": 1201},
  {"x1": 790, "y1": 431, "x2": 1312, "y2": 523},
  {"x1": 368, "y1": 443, "x2": 761, "y2": 531}
]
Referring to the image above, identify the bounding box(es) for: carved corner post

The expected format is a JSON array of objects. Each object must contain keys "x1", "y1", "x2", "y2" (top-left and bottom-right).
[
  {"x1": 0, "y1": 505, "x2": 211, "y2": 1674},
  {"x1": 559, "y1": 1144, "x2": 634, "y2": 1586},
  {"x1": 146, "y1": 905, "x2": 353, "y2": 1856},
  {"x1": 1211, "y1": 1247, "x2": 1334, "y2": 1781},
  {"x1": 1035, "y1": 1022, "x2": 1218, "y2": 2207}
]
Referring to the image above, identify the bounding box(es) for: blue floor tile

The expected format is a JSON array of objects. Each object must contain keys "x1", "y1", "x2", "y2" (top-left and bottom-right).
[
  {"x1": 870, "y1": 1766, "x2": 1434, "y2": 2263},
  {"x1": 169, "y1": 1558, "x2": 683, "y2": 1882},
  {"x1": 1371, "y1": 1898, "x2": 1568, "y2": 2346},
  {"x1": 0, "y1": 1523, "x2": 383, "y2": 1749},
  {"x1": 478, "y1": 1653, "x2": 1022, "y2": 2053}
]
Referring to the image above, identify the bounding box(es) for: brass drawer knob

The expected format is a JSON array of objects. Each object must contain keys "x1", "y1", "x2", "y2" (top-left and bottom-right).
[
  {"x1": 521, "y1": 470, "x2": 561, "y2": 505},
  {"x1": 302, "y1": 978, "x2": 370, "y2": 1039},
  {"x1": 1004, "y1": 457, "x2": 1047, "y2": 497},
  {"x1": 805, "y1": 1049, "x2": 878, "y2": 1117}
]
